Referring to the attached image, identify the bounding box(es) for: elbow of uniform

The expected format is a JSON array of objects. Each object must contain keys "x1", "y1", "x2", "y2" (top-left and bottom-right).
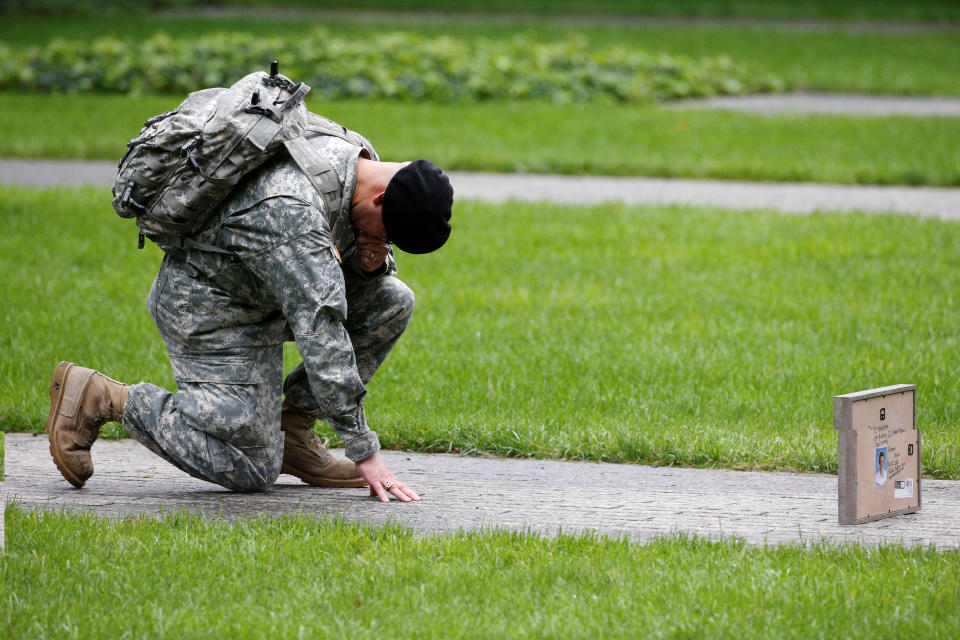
[{"x1": 291, "y1": 304, "x2": 346, "y2": 336}]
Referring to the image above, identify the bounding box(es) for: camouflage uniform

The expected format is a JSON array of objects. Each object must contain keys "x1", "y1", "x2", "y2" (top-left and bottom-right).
[{"x1": 122, "y1": 129, "x2": 414, "y2": 492}]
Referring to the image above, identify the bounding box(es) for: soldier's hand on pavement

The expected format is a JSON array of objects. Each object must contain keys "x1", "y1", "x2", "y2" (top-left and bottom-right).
[
  {"x1": 356, "y1": 230, "x2": 389, "y2": 271},
  {"x1": 356, "y1": 453, "x2": 420, "y2": 502}
]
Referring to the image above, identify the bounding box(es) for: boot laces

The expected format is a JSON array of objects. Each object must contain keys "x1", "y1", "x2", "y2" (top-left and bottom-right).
[{"x1": 303, "y1": 429, "x2": 332, "y2": 458}]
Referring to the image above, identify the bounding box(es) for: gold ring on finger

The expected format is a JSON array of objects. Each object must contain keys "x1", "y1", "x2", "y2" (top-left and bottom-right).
[{"x1": 384, "y1": 480, "x2": 394, "y2": 490}]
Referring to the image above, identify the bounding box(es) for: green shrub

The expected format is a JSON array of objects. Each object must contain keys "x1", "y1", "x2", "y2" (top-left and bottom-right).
[{"x1": 0, "y1": 29, "x2": 783, "y2": 103}]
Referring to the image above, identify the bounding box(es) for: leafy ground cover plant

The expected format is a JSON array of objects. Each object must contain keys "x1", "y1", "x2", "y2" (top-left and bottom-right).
[
  {"x1": 3, "y1": 506, "x2": 960, "y2": 639},
  {"x1": 1, "y1": 15, "x2": 957, "y2": 96},
  {"x1": 0, "y1": 30, "x2": 783, "y2": 102},
  {"x1": 3, "y1": 188, "x2": 960, "y2": 478}
]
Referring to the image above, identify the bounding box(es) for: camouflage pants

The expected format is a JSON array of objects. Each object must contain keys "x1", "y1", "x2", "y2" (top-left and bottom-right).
[{"x1": 122, "y1": 272, "x2": 414, "y2": 492}]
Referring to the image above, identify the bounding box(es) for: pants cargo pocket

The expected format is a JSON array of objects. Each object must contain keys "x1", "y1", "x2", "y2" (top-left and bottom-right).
[
  {"x1": 206, "y1": 432, "x2": 237, "y2": 474},
  {"x1": 168, "y1": 346, "x2": 283, "y2": 463},
  {"x1": 241, "y1": 443, "x2": 283, "y2": 485}
]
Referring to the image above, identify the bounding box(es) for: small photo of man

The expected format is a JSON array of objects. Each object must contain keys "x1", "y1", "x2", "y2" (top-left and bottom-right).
[{"x1": 875, "y1": 447, "x2": 888, "y2": 487}]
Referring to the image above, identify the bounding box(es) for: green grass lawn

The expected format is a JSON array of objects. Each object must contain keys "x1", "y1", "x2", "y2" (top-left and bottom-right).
[
  {"x1": 3, "y1": 187, "x2": 960, "y2": 478},
  {"x1": 1, "y1": 16, "x2": 958, "y2": 96},
  {"x1": 3, "y1": 506, "x2": 960, "y2": 639},
  {"x1": 2, "y1": 93, "x2": 958, "y2": 186}
]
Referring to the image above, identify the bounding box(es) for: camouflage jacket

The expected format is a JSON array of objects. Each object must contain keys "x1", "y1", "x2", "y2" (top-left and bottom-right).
[{"x1": 146, "y1": 126, "x2": 392, "y2": 460}]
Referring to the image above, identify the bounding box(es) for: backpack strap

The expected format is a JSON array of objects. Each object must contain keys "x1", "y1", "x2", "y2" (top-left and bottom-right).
[
  {"x1": 284, "y1": 136, "x2": 356, "y2": 255},
  {"x1": 283, "y1": 136, "x2": 343, "y2": 216},
  {"x1": 306, "y1": 113, "x2": 378, "y2": 160},
  {"x1": 164, "y1": 235, "x2": 234, "y2": 255},
  {"x1": 305, "y1": 113, "x2": 354, "y2": 144},
  {"x1": 137, "y1": 218, "x2": 234, "y2": 255}
]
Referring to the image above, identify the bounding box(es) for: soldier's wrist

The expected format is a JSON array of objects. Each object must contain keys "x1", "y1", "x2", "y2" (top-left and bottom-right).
[{"x1": 343, "y1": 431, "x2": 381, "y2": 462}]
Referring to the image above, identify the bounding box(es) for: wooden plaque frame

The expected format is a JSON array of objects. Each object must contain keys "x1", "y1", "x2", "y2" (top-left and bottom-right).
[{"x1": 833, "y1": 385, "x2": 921, "y2": 525}]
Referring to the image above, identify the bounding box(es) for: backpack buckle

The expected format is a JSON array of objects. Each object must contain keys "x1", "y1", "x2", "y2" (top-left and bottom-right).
[{"x1": 180, "y1": 136, "x2": 201, "y2": 156}]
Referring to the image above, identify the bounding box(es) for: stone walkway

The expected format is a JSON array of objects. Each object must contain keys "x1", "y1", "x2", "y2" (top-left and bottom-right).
[
  {"x1": 5, "y1": 434, "x2": 960, "y2": 547},
  {"x1": 3, "y1": 158, "x2": 959, "y2": 219},
  {"x1": 671, "y1": 93, "x2": 960, "y2": 117}
]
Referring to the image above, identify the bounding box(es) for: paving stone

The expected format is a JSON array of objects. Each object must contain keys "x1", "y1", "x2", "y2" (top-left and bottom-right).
[{"x1": 5, "y1": 433, "x2": 960, "y2": 547}]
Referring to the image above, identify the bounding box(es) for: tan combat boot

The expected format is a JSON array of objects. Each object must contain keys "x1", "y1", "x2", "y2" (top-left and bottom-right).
[
  {"x1": 46, "y1": 361, "x2": 129, "y2": 488},
  {"x1": 280, "y1": 401, "x2": 367, "y2": 488}
]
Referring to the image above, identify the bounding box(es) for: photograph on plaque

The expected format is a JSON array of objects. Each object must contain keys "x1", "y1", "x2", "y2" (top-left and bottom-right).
[
  {"x1": 833, "y1": 385, "x2": 921, "y2": 525},
  {"x1": 874, "y1": 447, "x2": 887, "y2": 486}
]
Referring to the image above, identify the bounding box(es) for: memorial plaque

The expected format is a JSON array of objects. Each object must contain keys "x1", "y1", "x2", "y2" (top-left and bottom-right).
[{"x1": 833, "y1": 384, "x2": 921, "y2": 525}]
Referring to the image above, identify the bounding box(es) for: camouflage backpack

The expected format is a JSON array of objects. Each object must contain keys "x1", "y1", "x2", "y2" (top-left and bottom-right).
[{"x1": 113, "y1": 63, "x2": 342, "y2": 254}]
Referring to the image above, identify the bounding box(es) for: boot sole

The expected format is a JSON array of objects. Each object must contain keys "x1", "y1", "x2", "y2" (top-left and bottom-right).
[
  {"x1": 281, "y1": 463, "x2": 368, "y2": 488},
  {"x1": 46, "y1": 361, "x2": 85, "y2": 489}
]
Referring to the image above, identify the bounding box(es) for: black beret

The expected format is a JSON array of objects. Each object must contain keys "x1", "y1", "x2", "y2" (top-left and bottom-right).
[{"x1": 382, "y1": 159, "x2": 453, "y2": 254}]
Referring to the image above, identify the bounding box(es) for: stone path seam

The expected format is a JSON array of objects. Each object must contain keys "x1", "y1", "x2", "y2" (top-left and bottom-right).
[
  {"x1": 5, "y1": 434, "x2": 960, "y2": 547},
  {"x1": 2, "y1": 158, "x2": 959, "y2": 220}
]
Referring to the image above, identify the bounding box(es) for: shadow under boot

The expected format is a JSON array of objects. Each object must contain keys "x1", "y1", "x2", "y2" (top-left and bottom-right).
[
  {"x1": 46, "y1": 361, "x2": 129, "y2": 488},
  {"x1": 280, "y1": 402, "x2": 367, "y2": 488}
]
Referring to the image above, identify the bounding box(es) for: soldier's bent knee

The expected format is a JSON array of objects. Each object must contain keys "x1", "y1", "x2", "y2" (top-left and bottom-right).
[
  {"x1": 393, "y1": 280, "x2": 415, "y2": 320},
  {"x1": 231, "y1": 476, "x2": 271, "y2": 493},
  {"x1": 221, "y1": 460, "x2": 279, "y2": 493}
]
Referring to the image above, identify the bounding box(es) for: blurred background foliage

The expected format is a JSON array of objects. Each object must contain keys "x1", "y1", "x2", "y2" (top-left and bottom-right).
[
  {"x1": 0, "y1": 0, "x2": 188, "y2": 15},
  {"x1": 0, "y1": 31, "x2": 782, "y2": 102},
  {"x1": 4, "y1": 0, "x2": 960, "y2": 21}
]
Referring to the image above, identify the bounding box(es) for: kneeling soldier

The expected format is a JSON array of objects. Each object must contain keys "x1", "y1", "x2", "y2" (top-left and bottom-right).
[{"x1": 46, "y1": 124, "x2": 453, "y2": 503}]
